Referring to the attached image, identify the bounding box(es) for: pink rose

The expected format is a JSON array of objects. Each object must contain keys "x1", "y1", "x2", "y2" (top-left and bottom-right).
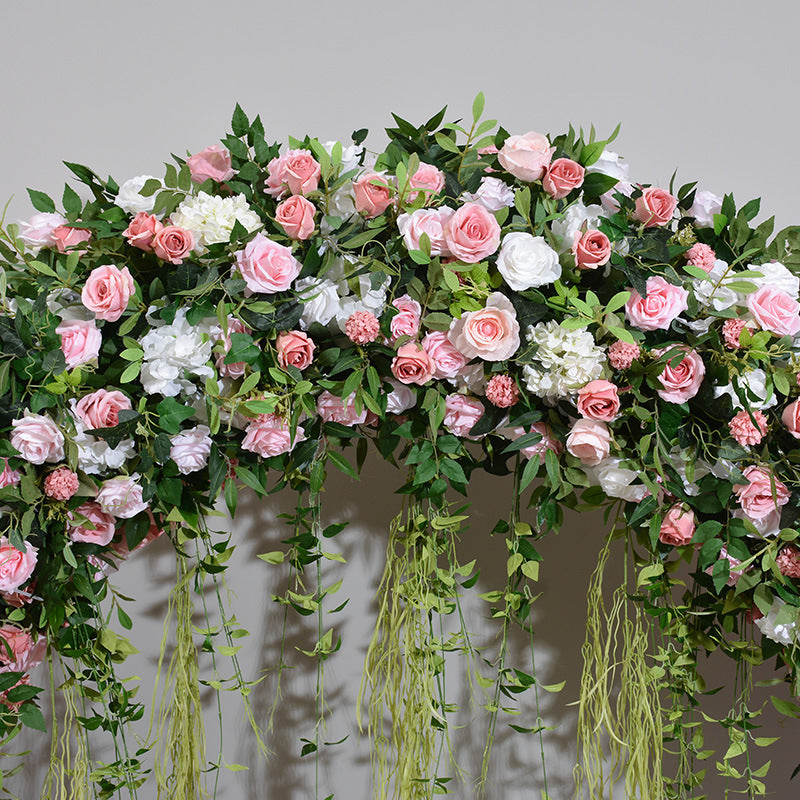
[
  {"x1": 397, "y1": 207, "x2": 454, "y2": 256},
  {"x1": 235, "y1": 233, "x2": 302, "y2": 294},
  {"x1": 659, "y1": 504, "x2": 696, "y2": 546},
  {"x1": 443, "y1": 202, "x2": 501, "y2": 263},
  {"x1": 0, "y1": 460, "x2": 20, "y2": 489},
  {"x1": 276, "y1": 330, "x2": 315, "y2": 370},
  {"x1": 18, "y1": 212, "x2": 66, "y2": 251},
  {"x1": 782, "y1": 399, "x2": 800, "y2": 438},
  {"x1": 422, "y1": 331, "x2": 468, "y2": 379},
  {"x1": 542, "y1": 158, "x2": 585, "y2": 199},
  {"x1": 406, "y1": 162, "x2": 445, "y2": 204},
  {"x1": 52, "y1": 225, "x2": 91, "y2": 253},
  {"x1": 497, "y1": 131, "x2": 555, "y2": 182},
  {"x1": 242, "y1": 414, "x2": 305, "y2": 458},
  {"x1": 153, "y1": 226, "x2": 195, "y2": 265},
  {"x1": 443, "y1": 394, "x2": 485, "y2": 439},
  {"x1": 216, "y1": 317, "x2": 250, "y2": 379},
  {"x1": 275, "y1": 196, "x2": 316, "y2": 240},
  {"x1": 653, "y1": 346, "x2": 705, "y2": 404},
  {"x1": 566, "y1": 419, "x2": 611, "y2": 466},
  {"x1": 123, "y1": 212, "x2": 164, "y2": 252},
  {"x1": 75, "y1": 389, "x2": 132, "y2": 429},
  {"x1": 265, "y1": 149, "x2": 321, "y2": 198},
  {"x1": 573, "y1": 230, "x2": 612, "y2": 269},
  {"x1": 43, "y1": 467, "x2": 79, "y2": 501},
  {"x1": 95, "y1": 475, "x2": 148, "y2": 519},
  {"x1": 514, "y1": 422, "x2": 562, "y2": 462},
  {"x1": 625, "y1": 276, "x2": 689, "y2": 332},
  {"x1": 56, "y1": 319, "x2": 102, "y2": 368},
  {"x1": 734, "y1": 465, "x2": 790, "y2": 522},
  {"x1": 577, "y1": 380, "x2": 621, "y2": 422},
  {"x1": 389, "y1": 295, "x2": 422, "y2": 343},
  {"x1": 0, "y1": 626, "x2": 45, "y2": 673},
  {"x1": 633, "y1": 187, "x2": 677, "y2": 228},
  {"x1": 187, "y1": 144, "x2": 235, "y2": 184},
  {"x1": 81, "y1": 264, "x2": 135, "y2": 322},
  {"x1": 0, "y1": 537, "x2": 37, "y2": 593},
  {"x1": 747, "y1": 286, "x2": 800, "y2": 337},
  {"x1": 391, "y1": 342, "x2": 435, "y2": 385},
  {"x1": 11, "y1": 413, "x2": 64, "y2": 464},
  {"x1": 170, "y1": 425, "x2": 212, "y2": 474},
  {"x1": 353, "y1": 172, "x2": 393, "y2": 218},
  {"x1": 68, "y1": 502, "x2": 116, "y2": 546},
  {"x1": 316, "y1": 391, "x2": 367, "y2": 427},
  {"x1": 448, "y1": 293, "x2": 520, "y2": 361}
]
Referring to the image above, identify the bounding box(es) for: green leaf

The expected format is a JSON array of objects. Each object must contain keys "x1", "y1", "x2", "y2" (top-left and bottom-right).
[
  {"x1": 434, "y1": 132, "x2": 459, "y2": 154},
  {"x1": 27, "y1": 189, "x2": 55, "y2": 213},
  {"x1": 231, "y1": 104, "x2": 249, "y2": 137},
  {"x1": 62, "y1": 184, "x2": 82, "y2": 216},
  {"x1": 326, "y1": 450, "x2": 359, "y2": 480},
  {"x1": 156, "y1": 396, "x2": 197, "y2": 434},
  {"x1": 472, "y1": 92, "x2": 485, "y2": 123},
  {"x1": 258, "y1": 551, "x2": 285, "y2": 565},
  {"x1": 19, "y1": 703, "x2": 46, "y2": 732}
]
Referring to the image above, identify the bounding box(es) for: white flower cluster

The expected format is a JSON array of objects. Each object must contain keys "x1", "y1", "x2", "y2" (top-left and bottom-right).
[
  {"x1": 755, "y1": 597, "x2": 798, "y2": 645},
  {"x1": 522, "y1": 321, "x2": 606, "y2": 401},
  {"x1": 171, "y1": 192, "x2": 261, "y2": 250},
  {"x1": 69, "y1": 400, "x2": 135, "y2": 475}
]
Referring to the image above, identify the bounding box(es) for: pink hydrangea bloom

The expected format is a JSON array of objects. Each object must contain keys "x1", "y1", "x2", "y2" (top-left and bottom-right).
[
  {"x1": 607, "y1": 340, "x2": 641, "y2": 371},
  {"x1": 686, "y1": 243, "x2": 715, "y2": 273},
  {"x1": 345, "y1": 311, "x2": 380, "y2": 345},
  {"x1": 776, "y1": 545, "x2": 800, "y2": 579},
  {"x1": 485, "y1": 374, "x2": 519, "y2": 408},
  {"x1": 43, "y1": 467, "x2": 79, "y2": 501},
  {"x1": 722, "y1": 318, "x2": 751, "y2": 350},
  {"x1": 728, "y1": 409, "x2": 768, "y2": 446}
]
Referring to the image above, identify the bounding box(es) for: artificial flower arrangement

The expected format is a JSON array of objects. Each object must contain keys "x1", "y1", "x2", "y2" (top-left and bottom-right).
[{"x1": 0, "y1": 95, "x2": 799, "y2": 799}]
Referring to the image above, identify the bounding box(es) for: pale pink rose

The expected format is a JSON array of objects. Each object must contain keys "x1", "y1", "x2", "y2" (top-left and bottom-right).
[
  {"x1": 577, "y1": 380, "x2": 621, "y2": 422},
  {"x1": 345, "y1": 311, "x2": 381, "y2": 345},
  {"x1": 653, "y1": 346, "x2": 705, "y2": 403},
  {"x1": 316, "y1": 391, "x2": 367, "y2": 426},
  {"x1": 728, "y1": 409, "x2": 768, "y2": 446},
  {"x1": 169, "y1": 425, "x2": 212, "y2": 474},
  {"x1": 485, "y1": 374, "x2": 519, "y2": 408},
  {"x1": 443, "y1": 202, "x2": 501, "y2": 263},
  {"x1": 265, "y1": 149, "x2": 321, "y2": 198},
  {"x1": 542, "y1": 158, "x2": 585, "y2": 199},
  {"x1": 443, "y1": 394, "x2": 485, "y2": 439},
  {"x1": 275, "y1": 196, "x2": 316, "y2": 240},
  {"x1": 422, "y1": 331, "x2": 468, "y2": 379},
  {"x1": 686, "y1": 243, "x2": 715, "y2": 273},
  {"x1": 68, "y1": 502, "x2": 116, "y2": 546},
  {"x1": 733, "y1": 465, "x2": 790, "y2": 522},
  {"x1": 607, "y1": 340, "x2": 641, "y2": 371},
  {"x1": 10, "y1": 413, "x2": 64, "y2": 464},
  {"x1": 18, "y1": 212, "x2": 67, "y2": 251},
  {"x1": 111, "y1": 511, "x2": 163, "y2": 559},
  {"x1": 625, "y1": 276, "x2": 689, "y2": 332},
  {"x1": 187, "y1": 144, "x2": 235, "y2": 183},
  {"x1": 123, "y1": 212, "x2": 164, "y2": 252},
  {"x1": 448, "y1": 292, "x2": 520, "y2": 361},
  {"x1": 95, "y1": 475, "x2": 148, "y2": 519},
  {"x1": 497, "y1": 131, "x2": 555, "y2": 182},
  {"x1": 235, "y1": 233, "x2": 302, "y2": 294},
  {"x1": 216, "y1": 317, "x2": 250, "y2": 379},
  {"x1": 747, "y1": 286, "x2": 800, "y2": 337},
  {"x1": 573, "y1": 230, "x2": 612, "y2": 269},
  {"x1": 389, "y1": 295, "x2": 422, "y2": 343},
  {"x1": 52, "y1": 225, "x2": 91, "y2": 253},
  {"x1": 659, "y1": 504, "x2": 696, "y2": 546},
  {"x1": 153, "y1": 226, "x2": 195, "y2": 264},
  {"x1": 75, "y1": 389, "x2": 131, "y2": 429},
  {"x1": 633, "y1": 187, "x2": 677, "y2": 228},
  {"x1": 0, "y1": 537, "x2": 37, "y2": 593},
  {"x1": 0, "y1": 626, "x2": 46, "y2": 674},
  {"x1": 783, "y1": 400, "x2": 800, "y2": 439},
  {"x1": 511, "y1": 422, "x2": 562, "y2": 462},
  {"x1": 276, "y1": 330, "x2": 315, "y2": 370},
  {"x1": 81, "y1": 264, "x2": 134, "y2": 322},
  {"x1": 43, "y1": 467, "x2": 79, "y2": 501},
  {"x1": 242, "y1": 414, "x2": 305, "y2": 458},
  {"x1": 353, "y1": 172, "x2": 393, "y2": 218},
  {"x1": 56, "y1": 318, "x2": 102, "y2": 368},
  {"x1": 397, "y1": 207, "x2": 454, "y2": 256},
  {"x1": 391, "y1": 342, "x2": 435, "y2": 386},
  {"x1": 0, "y1": 460, "x2": 20, "y2": 489},
  {"x1": 566, "y1": 418, "x2": 611, "y2": 466},
  {"x1": 406, "y1": 162, "x2": 445, "y2": 204}
]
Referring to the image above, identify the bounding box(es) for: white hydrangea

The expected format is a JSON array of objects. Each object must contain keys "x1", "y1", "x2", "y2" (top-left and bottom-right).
[
  {"x1": 551, "y1": 202, "x2": 606, "y2": 251},
  {"x1": 139, "y1": 308, "x2": 215, "y2": 396},
  {"x1": 69, "y1": 400, "x2": 135, "y2": 475},
  {"x1": 755, "y1": 597, "x2": 798, "y2": 646},
  {"x1": 170, "y1": 192, "x2": 261, "y2": 250},
  {"x1": 115, "y1": 175, "x2": 159, "y2": 215},
  {"x1": 749, "y1": 261, "x2": 799, "y2": 299},
  {"x1": 295, "y1": 277, "x2": 340, "y2": 329},
  {"x1": 522, "y1": 321, "x2": 606, "y2": 402},
  {"x1": 713, "y1": 368, "x2": 776, "y2": 411},
  {"x1": 462, "y1": 177, "x2": 515, "y2": 212}
]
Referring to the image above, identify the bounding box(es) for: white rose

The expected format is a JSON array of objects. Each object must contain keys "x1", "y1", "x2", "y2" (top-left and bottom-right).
[
  {"x1": 321, "y1": 185, "x2": 358, "y2": 233},
  {"x1": 170, "y1": 425, "x2": 212, "y2": 474},
  {"x1": 755, "y1": 597, "x2": 798, "y2": 645},
  {"x1": 750, "y1": 261, "x2": 799, "y2": 299},
  {"x1": 583, "y1": 458, "x2": 648, "y2": 503},
  {"x1": 689, "y1": 190, "x2": 722, "y2": 228},
  {"x1": 385, "y1": 380, "x2": 416, "y2": 414},
  {"x1": 588, "y1": 150, "x2": 630, "y2": 183},
  {"x1": 462, "y1": 177, "x2": 515, "y2": 212},
  {"x1": 714, "y1": 368, "x2": 776, "y2": 411},
  {"x1": 692, "y1": 260, "x2": 743, "y2": 311},
  {"x1": 115, "y1": 175, "x2": 159, "y2": 215},
  {"x1": 17, "y1": 212, "x2": 67, "y2": 252},
  {"x1": 453, "y1": 363, "x2": 487, "y2": 395},
  {"x1": 295, "y1": 277, "x2": 340, "y2": 329},
  {"x1": 496, "y1": 232, "x2": 560, "y2": 291},
  {"x1": 322, "y1": 141, "x2": 363, "y2": 175},
  {"x1": 551, "y1": 202, "x2": 606, "y2": 251}
]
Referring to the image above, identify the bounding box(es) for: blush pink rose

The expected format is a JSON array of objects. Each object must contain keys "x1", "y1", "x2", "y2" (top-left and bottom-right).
[
  {"x1": 95, "y1": 475, "x2": 148, "y2": 519},
  {"x1": 397, "y1": 207, "x2": 454, "y2": 256},
  {"x1": 577, "y1": 380, "x2": 621, "y2": 422},
  {"x1": 265, "y1": 149, "x2": 321, "y2": 198},
  {"x1": 542, "y1": 158, "x2": 585, "y2": 199},
  {"x1": 448, "y1": 292, "x2": 520, "y2": 361},
  {"x1": 391, "y1": 342, "x2": 435, "y2": 386},
  {"x1": 68, "y1": 502, "x2": 116, "y2": 546},
  {"x1": 782, "y1": 399, "x2": 800, "y2": 438},
  {"x1": 566, "y1": 419, "x2": 611, "y2": 466},
  {"x1": 0, "y1": 460, "x2": 20, "y2": 489},
  {"x1": 443, "y1": 394, "x2": 485, "y2": 439},
  {"x1": 0, "y1": 537, "x2": 37, "y2": 593},
  {"x1": 389, "y1": 295, "x2": 422, "y2": 343},
  {"x1": 353, "y1": 172, "x2": 393, "y2": 218},
  {"x1": 18, "y1": 212, "x2": 67, "y2": 251},
  {"x1": 652, "y1": 346, "x2": 705, "y2": 404},
  {"x1": 187, "y1": 144, "x2": 235, "y2": 184},
  {"x1": 169, "y1": 425, "x2": 212, "y2": 474},
  {"x1": 633, "y1": 187, "x2": 678, "y2": 228},
  {"x1": 75, "y1": 389, "x2": 132, "y2": 429},
  {"x1": 443, "y1": 202, "x2": 501, "y2": 263},
  {"x1": 733, "y1": 465, "x2": 790, "y2": 522},
  {"x1": 625, "y1": 276, "x2": 689, "y2": 332},
  {"x1": 573, "y1": 229, "x2": 612, "y2": 269},
  {"x1": 216, "y1": 317, "x2": 250, "y2": 379},
  {"x1": 422, "y1": 331, "x2": 468, "y2": 379},
  {"x1": 11, "y1": 413, "x2": 64, "y2": 464},
  {"x1": 275, "y1": 195, "x2": 316, "y2": 240},
  {"x1": 510, "y1": 422, "x2": 562, "y2": 462},
  {"x1": 406, "y1": 162, "x2": 445, "y2": 204},
  {"x1": 235, "y1": 233, "x2": 302, "y2": 294},
  {"x1": 0, "y1": 626, "x2": 45, "y2": 673},
  {"x1": 153, "y1": 226, "x2": 195, "y2": 264},
  {"x1": 123, "y1": 212, "x2": 164, "y2": 252},
  {"x1": 497, "y1": 131, "x2": 555, "y2": 182},
  {"x1": 81, "y1": 264, "x2": 135, "y2": 322},
  {"x1": 52, "y1": 225, "x2": 91, "y2": 253},
  {"x1": 276, "y1": 330, "x2": 315, "y2": 370},
  {"x1": 659, "y1": 504, "x2": 696, "y2": 546},
  {"x1": 56, "y1": 318, "x2": 102, "y2": 368},
  {"x1": 747, "y1": 286, "x2": 800, "y2": 337},
  {"x1": 242, "y1": 414, "x2": 305, "y2": 458},
  {"x1": 316, "y1": 391, "x2": 368, "y2": 427}
]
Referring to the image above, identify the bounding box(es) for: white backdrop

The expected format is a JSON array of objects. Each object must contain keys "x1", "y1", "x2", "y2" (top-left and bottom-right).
[{"x1": 3, "y1": 1, "x2": 800, "y2": 797}]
